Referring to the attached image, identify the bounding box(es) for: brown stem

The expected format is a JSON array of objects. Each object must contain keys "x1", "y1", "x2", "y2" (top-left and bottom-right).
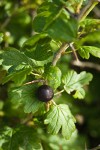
[
  {"x1": 69, "y1": 43, "x2": 79, "y2": 62},
  {"x1": 72, "y1": 60, "x2": 100, "y2": 72},
  {"x1": 24, "y1": 79, "x2": 45, "y2": 85},
  {"x1": 52, "y1": 43, "x2": 69, "y2": 66},
  {"x1": 78, "y1": 0, "x2": 99, "y2": 21}
]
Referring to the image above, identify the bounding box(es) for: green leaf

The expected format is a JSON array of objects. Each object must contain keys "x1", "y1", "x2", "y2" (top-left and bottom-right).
[
  {"x1": 78, "y1": 46, "x2": 100, "y2": 59},
  {"x1": 44, "y1": 104, "x2": 76, "y2": 139},
  {"x1": 33, "y1": 2, "x2": 62, "y2": 33},
  {"x1": 62, "y1": 70, "x2": 93, "y2": 95},
  {"x1": 9, "y1": 84, "x2": 45, "y2": 114},
  {"x1": 24, "y1": 37, "x2": 53, "y2": 61},
  {"x1": 22, "y1": 33, "x2": 48, "y2": 49},
  {"x1": 79, "y1": 30, "x2": 100, "y2": 45},
  {"x1": 1, "y1": 47, "x2": 35, "y2": 67},
  {"x1": 73, "y1": 88, "x2": 85, "y2": 99},
  {"x1": 2, "y1": 65, "x2": 32, "y2": 85},
  {"x1": 80, "y1": 19, "x2": 100, "y2": 33},
  {"x1": 46, "y1": 14, "x2": 78, "y2": 42},
  {"x1": 78, "y1": 46, "x2": 90, "y2": 59},
  {"x1": 44, "y1": 66, "x2": 62, "y2": 90},
  {"x1": 0, "y1": 127, "x2": 13, "y2": 148},
  {"x1": 0, "y1": 126, "x2": 43, "y2": 150},
  {"x1": 33, "y1": 2, "x2": 78, "y2": 42},
  {"x1": 22, "y1": 33, "x2": 61, "y2": 61}
]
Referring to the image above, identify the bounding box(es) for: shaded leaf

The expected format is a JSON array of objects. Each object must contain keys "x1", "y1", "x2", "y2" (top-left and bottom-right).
[
  {"x1": 46, "y1": 14, "x2": 78, "y2": 42},
  {"x1": 2, "y1": 65, "x2": 32, "y2": 85},
  {"x1": 1, "y1": 47, "x2": 35, "y2": 67},
  {"x1": 33, "y1": 1, "x2": 78, "y2": 42},
  {"x1": 24, "y1": 37, "x2": 53, "y2": 61},
  {"x1": 0, "y1": 126, "x2": 43, "y2": 150},
  {"x1": 44, "y1": 104, "x2": 76, "y2": 139},
  {"x1": 33, "y1": 2, "x2": 62, "y2": 32},
  {"x1": 9, "y1": 84, "x2": 45, "y2": 114}
]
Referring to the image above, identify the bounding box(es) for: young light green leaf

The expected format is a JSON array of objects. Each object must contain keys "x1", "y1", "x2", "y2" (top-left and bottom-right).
[
  {"x1": 44, "y1": 104, "x2": 76, "y2": 140},
  {"x1": 73, "y1": 88, "x2": 85, "y2": 99},
  {"x1": 79, "y1": 30, "x2": 100, "y2": 45},
  {"x1": 78, "y1": 46, "x2": 100, "y2": 59},
  {"x1": 0, "y1": 126, "x2": 43, "y2": 150},
  {"x1": 44, "y1": 66, "x2": 62, "y2": 90},
  {"x1": 62, "y1": 70, "x2": 93, "y2": 95},
  {"x1": 80, "y1": 19, "x2": 100, "y2": 33},
  {"x1": 9, "y1": 84, "x2": 45, "y2": 114}
]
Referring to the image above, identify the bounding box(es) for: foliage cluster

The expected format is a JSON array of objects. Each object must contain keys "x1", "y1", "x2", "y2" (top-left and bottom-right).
[{"x1": 0, "y1": 0, "x2": 100, "y2": 149}]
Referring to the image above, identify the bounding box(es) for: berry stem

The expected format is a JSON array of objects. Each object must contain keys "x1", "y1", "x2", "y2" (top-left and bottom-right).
[
  {"x1": 54, "y1": 89, "x2": 64, "y2": 96},
  {"x1": 24, "y1": 79, "x2": 45, "y2": 85}
]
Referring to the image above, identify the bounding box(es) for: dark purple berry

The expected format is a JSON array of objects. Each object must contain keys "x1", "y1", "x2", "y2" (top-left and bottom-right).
[{"x1": 37, "y1": 85, "x2": 54, "y2": 102}]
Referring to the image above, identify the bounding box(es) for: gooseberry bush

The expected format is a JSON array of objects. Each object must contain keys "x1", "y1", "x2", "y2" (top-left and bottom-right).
[{"x1": 0, "y1": 0, "x2": 100, "y2": 149}]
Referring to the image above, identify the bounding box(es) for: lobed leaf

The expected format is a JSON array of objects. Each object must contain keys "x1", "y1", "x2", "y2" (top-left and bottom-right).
[
  {"x1": 79, "y1": 30, "x2": 100, "y2": 45},
  {"x1": 44, "y1": 104, "x2": 76, "y2": 139},
  {"x1": 73, "y1": 88, "x2": 85, "y2": 99},
  {"x1": 80, "y1": 19, "x2": 100, "y2": 33},
  {"x1": 9, "y1": 84, "x2": 45, "y2": 114},
  {"x1": 1, "y1": 47, "x2": 35, "y2": 67},
  {"x1": 2, "y1": 65, "x2": 32, "y2": 85},
  {"x1": 0, "y1": 126, "x2": 43, "y2": 150},
  {"x1": 62, "y1": 70, "x2": 93, "y2": 98},
  {"x1": 78, "y1": 46, "x2": 100, "y2": 59}
]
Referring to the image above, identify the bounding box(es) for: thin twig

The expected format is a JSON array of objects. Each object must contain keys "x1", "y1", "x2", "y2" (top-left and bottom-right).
[
  {"x1": 52, "y1": 43, "x2": 69, "y2": 66},
  {"x1": 78, "y1": 0, "x2": 99, "y2": 21},
  {"x1": 31, "y1": 72, "x2": 42, "y2": 77},
  {"x1": 51, "y1": 100, "x2": 57, "y2": 105},
  {"x1": 69, "y1": 43, "x2": 79, "y2": 62},
  {"x1": 23, "y1": 79, "x2": 45, "y2": 85},
  {"x1": 54, "y1": 89, "x2": 64, "y2": 96},
  {"x1": 72, "y1": 60, "x2": 100, "y2": 71}
]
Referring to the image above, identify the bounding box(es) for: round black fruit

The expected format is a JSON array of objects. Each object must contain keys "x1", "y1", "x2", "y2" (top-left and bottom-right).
[{"x1": 37, "y1": 85, "x2": 54, "y2": 102}]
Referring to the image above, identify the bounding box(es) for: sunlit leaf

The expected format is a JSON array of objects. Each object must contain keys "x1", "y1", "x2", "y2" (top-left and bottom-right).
[
  {"x1": 62, "y1": 70, "x2": 93, "y2": 98},
  {"x1": 44, "y1": 104, "x2": 76, "y2": 139},
  {"x1": 78, "y1": 46, "x2": 100, "y2": 59}
]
